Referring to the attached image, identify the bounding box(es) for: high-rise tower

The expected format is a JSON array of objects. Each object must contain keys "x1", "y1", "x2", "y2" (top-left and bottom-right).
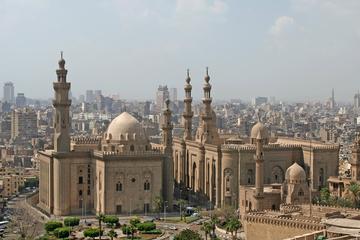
[
  {"x1": 53, "y1": 52, "x2": 71, "y2": 152},
  {"x1": 162, "y1": 99, "x2": 174, "y2": 209},
  {"x1": 183, "y1": 69, "x2": 193, "y2": 140}
]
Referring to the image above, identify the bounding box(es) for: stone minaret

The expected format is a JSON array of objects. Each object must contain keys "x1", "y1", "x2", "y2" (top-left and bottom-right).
[
  {"x1": 254, "y1": 133, "x2": 264, "y2": 208},
  {"x1": 195, "y1": 67, "x2": 220, "y2": 144},
  {"x1": 351, "y1": 133, "x2": 360, "y2": 181},
  {"x1": 183, "y1": 69, "x2": 193, "y2": 140},
  {"x1": 53, "y1": 52, "x2": 71, "y2": 152},
  {"x1": 162, "y1": 99, "x2": 174, "y2": 209}
]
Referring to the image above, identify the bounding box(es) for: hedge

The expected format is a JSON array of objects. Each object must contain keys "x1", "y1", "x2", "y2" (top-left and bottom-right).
[
  {"x1": 64, "y1": 217, "x2": 80, "y2": 227},
  {"x1": 103, "y1": 215, "x2": 119, "y2": 225},
  {"x1": 83, "y1": 228, "x2": 103, "y2": 238},
  {"x1": 45, "y1": 221, "x2": 63, "y2": 232},
  {"x1": 141, "y1": 229, "x2": 162, "y2": 234},
  {"x1": 136, "y1": 221, "x2": 156, "y2": 231},
  {"x1": 53, "y1": 227, "x2": 71, "y2": 238}
]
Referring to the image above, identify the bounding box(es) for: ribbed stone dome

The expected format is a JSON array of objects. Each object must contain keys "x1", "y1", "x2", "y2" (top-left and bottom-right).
[
  {"x1": 285, "y1": 162, "x2": 306, "y2": 183},
  {"x1": 106, "y1": 112, "x2": 147, "y2": 141}
]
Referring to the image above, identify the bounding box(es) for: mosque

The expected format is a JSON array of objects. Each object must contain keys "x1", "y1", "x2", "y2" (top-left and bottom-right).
[
  {"x1": 172, "y1": 68, "x2": 340, "y2": 214},
  {"x1": 38, "y1": 55, "x2": 173, "y2": 216}
]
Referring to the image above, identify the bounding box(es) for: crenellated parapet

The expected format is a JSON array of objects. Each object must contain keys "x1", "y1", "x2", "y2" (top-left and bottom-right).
[
  {"x1": 222, "y1": 143, "x2": 302, "y2": 152},
  {"x1": 93, "y1": 149, "x2": 163, "y2": 159},
  {"x1": 71, "y1": 136, "x2": 102, "y2": 145},
  {"x1": 244, "y1": 211, "x2": 324, "y2": 231}
]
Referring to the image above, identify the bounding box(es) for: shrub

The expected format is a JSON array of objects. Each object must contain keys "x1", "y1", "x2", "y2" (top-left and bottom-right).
[
  {"x1": 136, "y1": 221, "x2": 156, "y2": 231},
  {"x1": 64, "y1": 217, "x2": 80, "y2": 227},
  {"x1": 130, "y1": 217, "x2": 141, "y2": 226},
  {"x1": 53, "y1": 227, "x2": 71, "y2": 238},
  {"x1": 103, "y1": 215, "x2": 119, "y2": 226},
  {"x1": 174, "y1": 229, "x2": 201, "y2": 240},
  {"x1": 122, "y1": 225, "x2": 136, "y2": 236},
  {"x1": 83, "y1": 228, "x2": 102, "y2": 238},
  {"x1": 44, "y1": 221, "x2": 63, "y2": 233},
  {"x1": 141, "y1": 229, "x2": 162, "y2": 234}
]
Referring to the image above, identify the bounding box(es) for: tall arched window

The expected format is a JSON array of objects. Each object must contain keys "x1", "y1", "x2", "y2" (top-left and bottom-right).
[
  {"x1": 247, "y1": 169, "x2": 254, "y2": 184},
  {"x1": 116, "y1": 182, "x2": 123, "y2": 192},
  {"x1": 130, "y1": 145, "x2": 135, "y2": 151},
  {"x1": 144, "y1": 180, "x2": 150, "y2": 191},
  {"x1": 319, "y1": 168, "x2": 324, "y2": 189}
]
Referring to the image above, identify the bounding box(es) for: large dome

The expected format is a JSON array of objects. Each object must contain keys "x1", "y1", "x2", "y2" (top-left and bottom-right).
[
  {"x1": 285, "y1": 162, "x2": 306, "y2": 183},
  {"x1": 106, "y1": 112, "x2": 147, "y2": 141},
  {"x1": 250, "y1": 122, "x2": 269, "y2": 140}
]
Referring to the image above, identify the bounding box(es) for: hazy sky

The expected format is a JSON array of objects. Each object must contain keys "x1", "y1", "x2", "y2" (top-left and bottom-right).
[{"x1": 1, "y1": 0, "x2": 360, "y2": 102}]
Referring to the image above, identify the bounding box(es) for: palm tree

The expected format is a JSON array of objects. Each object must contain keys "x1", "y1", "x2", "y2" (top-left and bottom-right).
[
  {"x1": 348, "y1": 182, "x2": 360, "y2": 208},
  {"x1": 225, "y1": 217, "x2": 241, "y2": 240},
  {"x1": 209, "y1": 215, "x2": 220, "y2": 237},
  {"x1": 178, "y1": 199, "x2": 187, "y2": 221},
  {"x1": 107, "y1": 229, "x2": 117, "y2": 240},
  {"x1": 201, "y1": 222, "x2": 212, "y2": 240},
  {"x1": 96, "y1": 213, "x2": 106, "y2": 240},
  {"x1": 153, "y1": 196, "x2": 163, "y2": 219}
]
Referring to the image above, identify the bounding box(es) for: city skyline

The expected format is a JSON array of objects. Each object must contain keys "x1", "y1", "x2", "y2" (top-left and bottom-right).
[{"x1": 1, "y1": 0, "x2": 360, "y2": 102}]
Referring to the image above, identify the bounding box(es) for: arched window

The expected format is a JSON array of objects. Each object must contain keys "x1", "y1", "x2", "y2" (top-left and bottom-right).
[
  {"x1": 271, "y1": 166, "x2": 284, "y2": 183},
  {"x1": 319, "y1": 168, "x2": 324, "y2": 188},
  {"x1": 226, "y1": 176, "x2": 230, "y2": 192},
  {"x1": 130, "y1": 145, "x2": 135, "y2": 152},
  {"x1": 144, "y1": 180, "x2": 150, "y2": 191},
  {"x1": 79, "y1": 190, "x2": 83, "y2": 196},
  {"x1": 298, "y1": 188, "x2": 304, "y2": 196},
  {"x1": 116, "y1": 182, "x2": 123, "y2": 192},
  {"x1": 247, "y1": 169, "x2": 254, "y2": 184}
]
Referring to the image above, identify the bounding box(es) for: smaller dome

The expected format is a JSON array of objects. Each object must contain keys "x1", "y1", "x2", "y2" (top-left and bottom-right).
[
  {"x1": 285, "y1": 162, "x2": 306, "y2": 182},
  {"x1": 251, "y1": 122, "x2": 269, "y2": 140}
]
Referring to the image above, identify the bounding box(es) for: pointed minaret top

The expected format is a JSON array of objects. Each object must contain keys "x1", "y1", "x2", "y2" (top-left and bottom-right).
[
  {"x1": 205, "y1": 67, "x2": 210, "y2": 83},
  {"x1": 58, "y1": 51, "x2": 65, "y2": 69},
  {"x1": 165, "y1": 99, "x2": 170, "y2": 109},
  {"x1": 186, "y1": 69, "x2": 191, "y2": 84}
]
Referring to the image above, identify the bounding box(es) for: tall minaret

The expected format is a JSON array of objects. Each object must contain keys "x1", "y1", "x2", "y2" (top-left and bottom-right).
[
  {"x1": 162, "y1": 99, "x2": 174, "y2": 209},
  {"x1": 195, "y1": 67, "x2": 220, "y2": 144},
  {"x1": 351, "y1": 133, "x2": 360, "y2": 181},
  {"x1": 53, "y1": 52, "x2": 71, "y2": 152},
  {"x1": 183, "y1": 69, "x2": 193, "y2": 140},
  {"x1": 254, "y1": 132, "x2": 265, "y2": 209}
]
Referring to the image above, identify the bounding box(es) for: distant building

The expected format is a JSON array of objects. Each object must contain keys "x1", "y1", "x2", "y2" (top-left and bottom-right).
[
  {"x1": 3, "y1": 82, "x2": 15, "y2": 104},
  {"x1": 155, "y1": 85, "x2": 169, "y2": 112},
  {"x1": 169, "y1": 88, "x2": 177, "y2": 103},
  {"x1": 15, "y1": 93, "x2": 26, "y2": 108},
  {"x1": 0, "y1": 114, "x2": 11, "y2": 140},
  {"x1": 330, "y1": 88, "x2": 335, "y2": 109},
  {"x1": 11, "y1": 108, "x2": 38, "y2": 141},
  {"x1": 252, "y1": 97, "x2": 268, "y2": 106},
  {"x1": 86, "y1": 90, "x2": 94, "y2": 103},
  {"x1": 354, "y1": 91, "x2": 360, "y2": 110}
]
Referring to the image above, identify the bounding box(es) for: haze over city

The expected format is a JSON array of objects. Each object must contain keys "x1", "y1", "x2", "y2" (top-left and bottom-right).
[{"x1": 1, "y1": 0, "x2": 360, "y2": 101}]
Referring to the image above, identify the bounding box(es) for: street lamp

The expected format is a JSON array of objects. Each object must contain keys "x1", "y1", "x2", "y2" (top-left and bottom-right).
[{"x1": 163, "y1": 201, "x2": 168, "y2": 222}]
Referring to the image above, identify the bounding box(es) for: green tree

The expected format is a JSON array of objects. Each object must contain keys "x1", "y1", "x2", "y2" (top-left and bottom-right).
[
  {"x1": 129, "y1": 217, "x2": 141, "y2": 227},
  {"x1": 320, "y1": 187, "x2": 331, "y2": 205},
  {"x1": 348, "y1": 182, "x2": 360, "y2": 208},
  {"x1": 178, "y1": 199, "x2": 187, "y2": 221},
  {"x1": 122, "y1": 224, "x2": 137, "y2": 239},
  {"x1": 174, "y1": 229, "x2": 201, "y2": 240},
  {"x1": 153, "y1": 196, "x2": 163, "y2": 219},
  {"x1": 201, "y1": 222, "x2": 212, "y2": 240},
  {"x1": 107, "y1": 229, "x2": 118, "y2": 240},
  {"x1": 96, "y1": 213, "x2": 106, "y2": 240},
  {"x1": 225, "y1": 217, "x2": 241, "y2": 240},
  {"x1": 209, "y1": 215, "x2": 220, "y2": 237}
]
